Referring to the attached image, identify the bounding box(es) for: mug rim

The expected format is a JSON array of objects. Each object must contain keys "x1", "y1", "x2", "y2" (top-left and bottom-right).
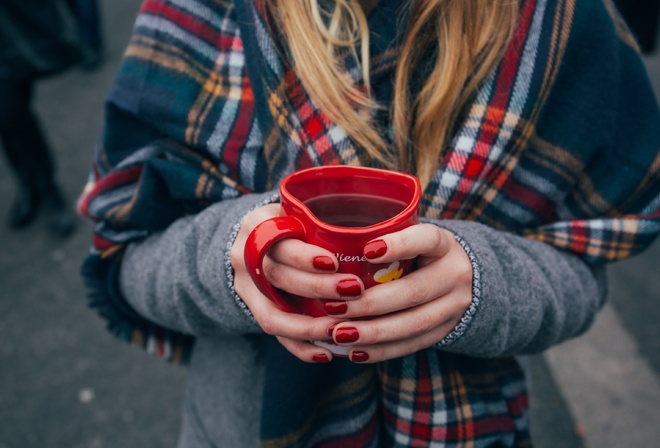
[{"x1": 279, "y1": 166, "x2": 422, "y2": 235}]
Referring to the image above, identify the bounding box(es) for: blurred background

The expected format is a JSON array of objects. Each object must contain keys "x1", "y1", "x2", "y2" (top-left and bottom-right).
[{"x1": 0, "y1": 1, "x2": 658, "y2": 447}]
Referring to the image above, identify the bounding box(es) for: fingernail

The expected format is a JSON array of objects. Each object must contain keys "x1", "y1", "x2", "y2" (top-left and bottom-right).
[
  {"x1": 350, "y1": 351, "x2": 369, "y2": 363},
  {"x1": 324, "y1": 300, "x2": 348, "y2": 315},
  {"x1": 336, "y1": 278, "x2": 362, "y2": 297},
  {"x1": 312, "y1": 353, "x2": 331, "y2": 363},
  {"x1": 327, "y1": 322, "x2": 341, "y2": 337},
  {"x1": 313, "y1": 256, "x2": 335, "y2": 271},
  {"x1": 364, "y1": 239, "x2": 387, "y2": 259},
  {"x1": 335, "y1": 327, "x2": 359, "y2": 344}
]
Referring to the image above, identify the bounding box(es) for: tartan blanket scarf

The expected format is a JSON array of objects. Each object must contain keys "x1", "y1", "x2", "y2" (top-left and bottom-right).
[{"x1": 78, "y1": 0, "x2": 660, "y2": 446}]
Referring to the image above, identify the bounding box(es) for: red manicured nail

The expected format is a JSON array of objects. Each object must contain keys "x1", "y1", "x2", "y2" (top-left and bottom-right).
[
  {"x1": 335, "y1": 327, "x2": 359, "y2": 344},
  {"x1": 313, "y1": 256, "x2": 336, "y2": 271},
  {"x1": 364, "y1": 239, "x2": 388, "y2": 259},
  {"x1": 312, "y1": 353, "x2": 331, "y2": 363},
  {"x1": 327, "y1": 322, "x2": 341, "y2": 337},
  {"x1": 336, "y1": 278, "x2": 362, "y2": 297},
  {"x1": 324, "y1": 300, "x2": 348, "y2": 315},
  {"x1": 350, "y1": 351, "x2": 370, "y2": 363}
]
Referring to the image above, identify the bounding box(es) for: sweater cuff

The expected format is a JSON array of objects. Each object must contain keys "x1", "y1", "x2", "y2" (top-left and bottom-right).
[{"x1": 420, "y1": 218, "x2": 483, "y2": 349}]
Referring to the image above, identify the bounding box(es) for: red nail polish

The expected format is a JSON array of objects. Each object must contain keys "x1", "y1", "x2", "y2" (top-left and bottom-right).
[
  {"x1": 313, "y1": 256, "x2": 335, "y2": 271},
  {"x1": 324, "y1": 300, "x2": 348, "y2": 315},
  {"x1": 350, "y1": 351, "x2": 369, "y2": 363},
  {"x1": 364, "y1": 239, "x2": 387, "y2": 259},
  {"x1": 336, "y1": 279, "x2": 362, "y2": 297},
  {"x1": 327, "y1": 322, "x2": 341, "y2": 336},
  {"x1": 313, "y1": 353, "x2": 331, "y2": 363},
  {"x1": 335, "y1": 327, "x2": 359, "y2": 344}
]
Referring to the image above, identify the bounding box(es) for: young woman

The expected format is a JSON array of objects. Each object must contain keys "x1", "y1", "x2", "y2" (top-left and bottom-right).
[{"x1": 79, "y1": 0, "x2": 660, "y2": 446}]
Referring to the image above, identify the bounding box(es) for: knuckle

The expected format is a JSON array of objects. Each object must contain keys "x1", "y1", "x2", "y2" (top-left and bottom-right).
[
  {"x1": 428, "y1": 226, "x2": 445, "y2": 250},
  {"x1": 229, "y1": 244, "x2": 243, "y2": 269},
  {"x1": 308, "y1": 278, "x2": 326, "y2": 299},
  {"x1": 404, "y1": 281, "x2": 427, "y2": 306},
  {"x1": 264, "y1": 262, "x2": 284, "y2": 288},
  {"x1": 456, "y1": 258, "x2": 473, "y2": 283},
  {"x1": 301, "y1": 325, "x2": 318, "y2": 341},
  {"x1": 233, "y1": 277, "x2": 247, "y2": 298},
  {"x1": 368, "y1": 323, "x2": 382, "y2": 344},
  {"x1": 412, "y1": 312, "x2": 435, "y2": 335},
  {"x1": 358, "y1": 296, "x2": 373, "y2": 316},
  {"x1": 257, "y1": 315, "x2": 277, "y2": 336}
]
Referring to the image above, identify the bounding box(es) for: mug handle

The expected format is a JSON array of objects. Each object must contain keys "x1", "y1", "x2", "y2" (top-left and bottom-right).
[{"x1": 244, "y1": 216, "x2": 306, "y2": 313}]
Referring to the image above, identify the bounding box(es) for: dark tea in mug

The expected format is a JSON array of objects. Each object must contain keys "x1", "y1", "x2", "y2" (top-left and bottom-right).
[{"x1": 303, "y1": 194, "x2": 408, "y2": 228}]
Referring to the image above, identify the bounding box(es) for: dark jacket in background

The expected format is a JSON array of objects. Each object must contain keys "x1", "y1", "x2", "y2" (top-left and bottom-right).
[
  {"x1": 0, "y1": 0, "x2": 80, "y2": 80},
  {"x1": 614, "y1": 0, "x2": 660, "y2": 54}
]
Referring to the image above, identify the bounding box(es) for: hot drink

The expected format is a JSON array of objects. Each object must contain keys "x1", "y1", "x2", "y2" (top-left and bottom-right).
[{"x1": 304, "y1": 194, "x2": 408, "y2": 227}]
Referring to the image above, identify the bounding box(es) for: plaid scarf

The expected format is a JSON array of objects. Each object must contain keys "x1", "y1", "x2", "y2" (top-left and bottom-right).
[{"x1": 78, "y1": 0, "x2": 660, "y2": 446}]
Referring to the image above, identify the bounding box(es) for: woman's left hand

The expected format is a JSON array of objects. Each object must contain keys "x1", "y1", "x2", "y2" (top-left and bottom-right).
[{"x1": 328, "y1": 223, "x2": 474, "y2": 363}]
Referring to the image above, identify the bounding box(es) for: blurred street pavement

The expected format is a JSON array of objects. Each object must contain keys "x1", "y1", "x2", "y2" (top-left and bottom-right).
[{"x1": 0, "y1": 1, "x2": 659, "y2": 447}]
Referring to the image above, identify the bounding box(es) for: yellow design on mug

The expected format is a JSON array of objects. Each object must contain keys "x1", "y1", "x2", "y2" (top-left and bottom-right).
[{"x1": 374, "y1": 261, "x2": 404, "y2": 283}]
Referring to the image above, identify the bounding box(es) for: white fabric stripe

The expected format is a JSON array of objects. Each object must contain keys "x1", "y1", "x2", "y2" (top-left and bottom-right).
[
  {"x1": 431, "y1": 72, "x2": 496, "y2": 202},
  {"x1": 306, "y1": 399, "x2": 378, "y2": 446},
  {"x1": 251, "y1": 5, "x2": 284, "y2": 77},
  {"x1": 488, "y1": 0, "x2": 548, "y2": 163},
  {"x1": 237, "y1": 122, "x2": 264, "y2": 191},
  {"x1": 207, "y1": 89, "x2": 242, "y2": 157},
  {"x1": 88, "y1": 184, "x2": 137, "y2": 214},
  {"x1": 135, "y1": 14, "x2": 220, "y2": 63},
  {"x1": 94, "y1": 222, "x2": 148, "y2": 243},
  {"x1": 115, "y1": 145, "x2": 162, "y2": 168},
  {"x1": 169, "y1": 0, "x2": 235, "y2": 33},
  {"x1": 510, "y1": 163, "x2": 565, "y2": 203},
  {"x1": 429, "y1": 0, "x2": 548, "y2": 206}
]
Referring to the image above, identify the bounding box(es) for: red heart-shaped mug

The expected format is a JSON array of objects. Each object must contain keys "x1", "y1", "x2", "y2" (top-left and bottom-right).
[{"x1": 244, "y1": 166, "x2": 421, "y2": 355}]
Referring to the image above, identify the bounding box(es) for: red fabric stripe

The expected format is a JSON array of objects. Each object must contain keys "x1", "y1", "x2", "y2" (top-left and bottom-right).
[
  {"x1": 92, "y1": 234, "x2": 117, "y2": 251},
  {"x1": 79, "y1": 166, "x2": 143, "y2": 217},
  {"x1": 410, "y1": 355, "x2": 433, "y2": 442},
  {"x1": 503, "y1": 177, "x2": 556, "y2": 220},
  {"x1": 224, "y1": 76, "x2": 255, "y2": 179},
  {"x1": 569, "y1": 221, "x2": 589, "y2": 253},
  {"x1": 141, "y1": 0, "x2": 237, "y2": 49},
  {"x1": 444, "y1": 0, "x2": 537, "y2": 218}
]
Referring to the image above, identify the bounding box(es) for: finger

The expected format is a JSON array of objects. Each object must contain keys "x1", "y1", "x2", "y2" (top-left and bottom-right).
[
  {"x1": 234, "y1": 271, "x2": 340, "y2": 341},
  {"x1": 268, "y1": 238, "x2": 338, "y2": 273},
  {"x1": 346, "y1": 326, "x2": 451, "y2": 364},
  {"x1": 276, "y1": 336, "x2": 334, "y2": 363},
  {"x1": 332, "y1": 253, "x2": 472, "y2": 318},
  {"x1": 262, "y1": 256, "x2": 364, "y2": 301},
  {"x1": 363, "y1": 223, "x2": 453, "y2": 263},
  {"x1": 330, "y1": 291, "x2": 470, "y2": 350}
]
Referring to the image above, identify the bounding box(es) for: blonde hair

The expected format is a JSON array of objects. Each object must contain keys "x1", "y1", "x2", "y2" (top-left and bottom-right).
[{"x1": 265, "y1": 0, "x2": 519, "y2": 186}]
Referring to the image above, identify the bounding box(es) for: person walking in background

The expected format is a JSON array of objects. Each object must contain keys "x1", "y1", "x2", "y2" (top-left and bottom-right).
[
  {"x1": 78, "y1": 0, "x2": 660, "y2": 446},
  {"x1": 0, "y1": 0, "x2": 78, "y2": 236},
  {"x1": 66, "y1": 0, "x2": 104, "y2": 69}
]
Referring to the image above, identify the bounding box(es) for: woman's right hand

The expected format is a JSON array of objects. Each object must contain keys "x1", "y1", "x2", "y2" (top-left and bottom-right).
[{"x1": 229, "y1": 203, "x2": 363, "y2": 363}]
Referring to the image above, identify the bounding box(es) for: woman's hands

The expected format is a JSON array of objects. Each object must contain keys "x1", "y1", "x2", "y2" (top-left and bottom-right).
[
  {"x1": 231, "y1": 204, "x2": 357, "y2": 363},
  {"x1": 231, "y1": 205, "x2": 474, "y2": 364},
  {"x1": 327, "y1": 223, "x2": 474, "y2": 363}
]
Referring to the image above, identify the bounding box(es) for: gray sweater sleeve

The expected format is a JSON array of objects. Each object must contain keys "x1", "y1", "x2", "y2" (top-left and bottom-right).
[
  {"x1": 432, "y1": 219, "x2": 608, "y2": 358},
  {"x1": 119, "y1": 199, "x2": 606, "y2": 355},
  {"x1": 118, "y1": 192, "x2": 278, "y2": 337}
]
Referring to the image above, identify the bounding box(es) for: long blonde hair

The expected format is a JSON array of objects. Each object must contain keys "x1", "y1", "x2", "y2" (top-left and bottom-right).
[{"x1": 264, "y1": 0, "x2": 519, "y2": 186}]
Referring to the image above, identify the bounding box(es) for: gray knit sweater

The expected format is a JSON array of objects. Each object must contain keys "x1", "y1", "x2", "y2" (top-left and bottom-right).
[{"x1": 119, "y1": 191, "x2": 606, "y2": 447}]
